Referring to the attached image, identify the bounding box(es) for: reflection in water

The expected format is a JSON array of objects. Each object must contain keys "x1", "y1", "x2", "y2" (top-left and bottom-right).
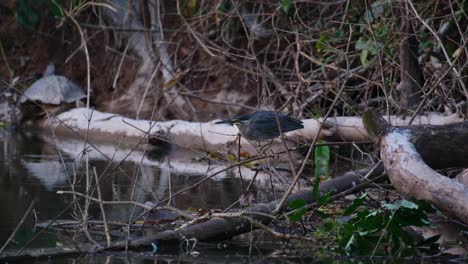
[
  {"x1": 58, "y1": 244, "x2": 321, "y2": 263},
  {"x1": 0, "y1": 129, "x2": 271, "y2": 254},
  {"x1": 21, "y1": 159, "x2": 70, "y2": 191}
]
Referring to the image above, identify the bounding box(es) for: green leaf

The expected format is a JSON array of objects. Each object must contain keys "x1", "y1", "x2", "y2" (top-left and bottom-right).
[
  {"x1": 323, "y1": 221, "x2": 335, "y2": 231},
  {"x1": 382, "y1": 202, "x2": 398, "y2": 211},
  {"x1": 415, "y1": 200, "x2": 437, "y2": 214},
  {"x1": 316, "y1": 34, "x2": 329, "y2": 53},
  {"x1": 15, "y1": 0, "x2": 40, "y2": 29},
  {"x1": 339, "y1": 223, "x2": 354, "y2": 247},
  {"x1": 336, "y1": 30, "x2": 345, "y2": 40},
  {"x1": 400, "y1": 199, "x2": 418, "y2": 209},
  {"x1": 217, "y1": 1, "x2": 229, "y2": 12},
  {"x1": 354, "y1": 210, "x2": 384, "y2": 231},
  {"x1": 312, "y1": 175, "x2": 320, "y2": 199},
  {"x1": 288, "y1": 199, "x2": 307, "y2": 222},
  {"x1": 416, "y1": 234, "x2": 440, "y2": 248},
  {"x1": 314, "y1": 208, "x2": 330, "y2": 219},
  {"x1": 395, "y1": 226, "x2": 414, "y2": 245},
  {"x1": 314, "y1": 142, "x2": 330, "y2": 177},
  {"x1": 288, "y1": 198, "x2": 306, "y2": 209},
  {"x1": 50, "y1": 0, "x2": 64, "y2": 17},
  {"x1": 280, "y1": 0, "x2": 291, "y2": 15},
  {"x1": 355, "y1": 38, "x2": 366, "y2": 50},
  {"x1": 318, "y1": 191, "x2": 331, "y2": 205},
  {"x1": 374, "y1": 24, "x2": 389, "y2": 38},
  {"x1": 338, "y1": 197, "x2": 436, "y2": 255},
  {"x1": 289, "y1": 208, "x2": 307, "y2": 222},
  {"x1": 360, "y1": 49, "x2": 368, "y2": 67},
  {"x1": 364, "y1": 0, "x2": 385, "y2": 23},
  {"x1": 344, "y1": 234, "x2": 355, "y2": 255},
  {"x1": 363, "y1": 210, "x2": 378, "y2": 218},
  {"x1": 355, "y1": 38, "x2": 383, "y2": 55},
  {"x1": 342, "y1": 193, "x2": 367, "y2": 216},
  {"x1": 383, "y1": 199, "x2": 418, "y2": 211},
  {"x1": 182, "y1": 0, "x2": 198, "y2": 17}
]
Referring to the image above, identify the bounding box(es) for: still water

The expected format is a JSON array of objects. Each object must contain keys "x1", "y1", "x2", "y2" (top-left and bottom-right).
[{"x1": 0, "y1": 129, "x2": 317, "y2": 263}]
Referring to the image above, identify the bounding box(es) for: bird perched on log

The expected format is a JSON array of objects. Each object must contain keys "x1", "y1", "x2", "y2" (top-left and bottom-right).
[{"x1": 215, "y1": 111, "x2": 304, "y2": 141}]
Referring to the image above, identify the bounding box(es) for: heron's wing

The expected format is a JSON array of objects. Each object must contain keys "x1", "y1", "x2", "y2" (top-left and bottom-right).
[
  {"x1": 243, "y1": 116, "x2": 280, "y2": 140},
  {"x1": 256, "y1": 112, "x2": 303, "y2": 132},
  {"x1": 242, "y1": 111, "x2": 303, "y2": 140},
  {"x1": 278, "y1": 115, "x2": 304, "y2": 132}
]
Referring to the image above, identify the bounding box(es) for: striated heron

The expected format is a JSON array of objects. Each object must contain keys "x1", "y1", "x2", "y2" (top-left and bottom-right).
[{"x1": 215, "y1": 111, "x2": 304, "y2": 141}]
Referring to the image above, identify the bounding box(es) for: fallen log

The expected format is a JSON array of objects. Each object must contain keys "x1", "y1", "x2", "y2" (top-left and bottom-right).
[
  {"x1": 106, "y1": 164, "x2": 384, "y2": 250},
  {"x1": 0, "y1": 165, "x2": 384, "y2": 260},
  {"x1": 363, "y1": 111, "x2": 468, "y2": 223},
  {"x1": 46, "y1": 108, "x2": 463, "y2": 153}
]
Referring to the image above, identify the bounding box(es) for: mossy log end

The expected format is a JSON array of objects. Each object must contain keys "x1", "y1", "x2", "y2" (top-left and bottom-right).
[{"x1": 362, "y1": 110, "x2": 390, "y2": 141}]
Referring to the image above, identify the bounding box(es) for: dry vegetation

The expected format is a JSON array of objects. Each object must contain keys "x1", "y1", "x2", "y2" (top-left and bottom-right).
[{"x1": 0, "y1": 0, "x2": 467, "y2": 260}]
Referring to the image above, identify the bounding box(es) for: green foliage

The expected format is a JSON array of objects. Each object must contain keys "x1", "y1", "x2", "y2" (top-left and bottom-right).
[
  {"x1": 312, "y1": 172, "x2": 320, "y2": 199},
  {"x1": 352, "y1": 0, "x2": 391, "y2": 67},
  {"x1": 288, "y1": 188, "x2": 333, "y2": 222},
  {"x1": 311, "y1": 141, "x2": 330, "y2": 202},
  {"x1": 288, "y1": 198, "x2": 306, "y2": 209},
  {"x1": 418, "y1": 32, "x2": 436, "y2": 53},
  {"x1": 313, "y1": 218, "x2": 343, "y2": 248},
  {"x1": 373, "y1": 23, "x2": 389, "y2": 38},
  {"x1": 182, "y1": 0, "x2": 198, "y2": 18},
  {"x1": 280, "y1": 0, "x2": 292, "y2": 15},
  {"x1": 216, "y1": 1, "x2": 229, "y2": 12},
  {"x1": 314, "y1": 142, "x2": 330, "y2": 178},
  {"x1": 315, "y1": 31, "x2": 348, "y2": 56},
  {"x1": 315, "y1": 34, "x2": 329, "y2": 53},
  {"x1": 314, "y1": 207, "x2": 331, "y2": 219},
  {"x1": 15, "y1": 0, "x2": 41, "y2": 29},
  {"x1": 288, "y1": 198, "x2": 306, "y2": 222},
  {"x1": 313, "y1": 30, "x2": 352, "y2": 77},
  {"x1": 338, "y1": 198, "x2": 439, "y2": 256},
  {"x1": 14, "y1": 0, "x2": 66, "y2": 28},
  {"x1": 355, "y1": 37, "x2": 384, "y2": 67},
  {"x1": 318, "y1": 191, "x2": 331, "y2": 206},
  {"x1": 342, "y1": 193, "x2": 367, "y2": 216},
  {"x1": 363, "y1": 0, "x2": 385, "y2": 23},
  {"x1": 306, "y1": 107, "x2": 322, "y2": 119},
  {"x1": 50, "y1": 0, "x2": 65, "y2": 18}
]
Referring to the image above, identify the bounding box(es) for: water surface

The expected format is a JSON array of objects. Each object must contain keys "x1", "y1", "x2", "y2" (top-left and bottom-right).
[{"x1": 0, "y1": 130, "x2": 260, "y2": 255}]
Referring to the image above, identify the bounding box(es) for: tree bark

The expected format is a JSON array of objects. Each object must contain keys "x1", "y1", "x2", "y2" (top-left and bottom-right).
[
  {"x1": 48, "y1": 108, "x2": 464, "y2": 153},
  {"x1": 398, "y1": 0, "x2": 424, "y2": 111},
  {"x1": 363, "y1": 111, "x2": 468, "y2": 223}
]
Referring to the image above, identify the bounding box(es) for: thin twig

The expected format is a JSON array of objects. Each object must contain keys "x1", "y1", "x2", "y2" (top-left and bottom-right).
[
  {"x1": 93, "y1": 167, "x2": 111, "y2": 247},
  {"x1": 273, "y1": 59, "x2": 351, "y2": 215},
  {"x1": 0, "y1": 200, "x2": 36, "y2": 254}
]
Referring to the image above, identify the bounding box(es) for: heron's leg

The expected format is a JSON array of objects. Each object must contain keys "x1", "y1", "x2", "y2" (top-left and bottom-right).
[
  {"x1": 256, "y1": 142, "x2": 268, "y2": 156},
  {"x1": 257, "y1": 140, "x2": 275, "y2": 155}
]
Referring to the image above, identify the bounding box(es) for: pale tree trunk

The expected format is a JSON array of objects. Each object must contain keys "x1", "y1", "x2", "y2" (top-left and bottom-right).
[
  {"x1": 363, "y1": 111, "x2": 468, "y2": 223},
  {"x1": 48, "y1": 108, "x2": 464, "y2": 153}
]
